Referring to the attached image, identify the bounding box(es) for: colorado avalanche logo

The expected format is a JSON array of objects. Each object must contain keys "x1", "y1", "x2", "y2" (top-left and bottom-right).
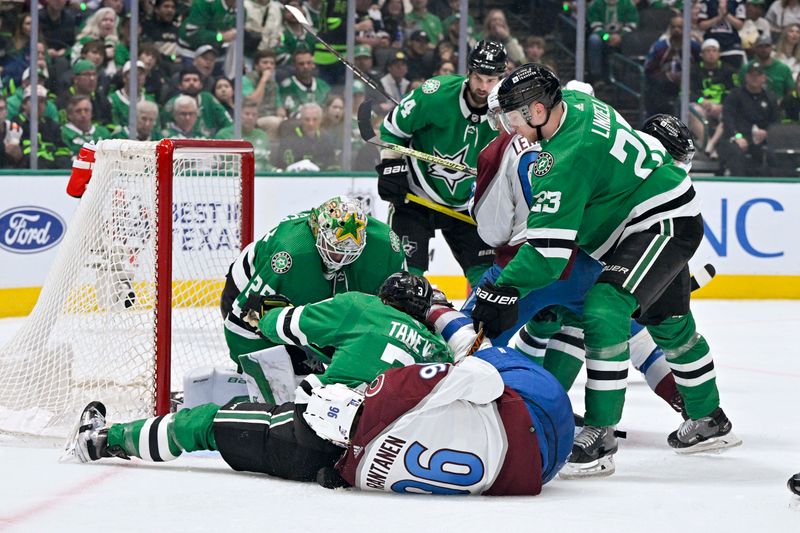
[{"x1": 271, "y1": 251, "x2": 292, "y2": 274}]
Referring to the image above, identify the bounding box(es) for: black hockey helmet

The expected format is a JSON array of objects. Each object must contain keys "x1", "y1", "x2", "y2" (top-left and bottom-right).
[
  {"x1": 497, "y1": 63, "x2": 562, "y2": 139},
  {"x1": 468, "y1": 40, "x2": 507, "y2": 76},
  {"x1": 378, "y1": 271, "x2": 433, "y2": 323},
  {"x1": 497, "y1": 63, "x2": 562, "y2": 114},
  {"x1": 642, "y1": 114, "x2": 696, "y2": 165}
]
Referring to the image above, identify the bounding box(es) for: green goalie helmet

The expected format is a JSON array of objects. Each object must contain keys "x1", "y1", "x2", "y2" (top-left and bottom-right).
[{"x1": 308, "y1": 196, "x2": 368, "y2": 273}]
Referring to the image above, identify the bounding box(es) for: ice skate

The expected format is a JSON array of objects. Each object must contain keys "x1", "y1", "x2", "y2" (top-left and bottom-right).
[
  {"x1": 61, "y1": 401, "x2": 128, "y2": 463},
  {"x1": 559, "y1": 425, "x2": 618, "y2": 479},
  {"x1": 668, "y1": 407, "x2": 741, "y2": 454},
  {"x1": 787, "y1": 473, "x2": 800, "y2": 497}
]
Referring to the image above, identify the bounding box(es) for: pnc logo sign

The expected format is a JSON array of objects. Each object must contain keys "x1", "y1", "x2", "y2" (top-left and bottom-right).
[
  {"x1": 703, "y1": 198, "x2": 784, "y2": 258},
  {"x1": 0, "y1": 206, "x2": 66, "y2": 254}
]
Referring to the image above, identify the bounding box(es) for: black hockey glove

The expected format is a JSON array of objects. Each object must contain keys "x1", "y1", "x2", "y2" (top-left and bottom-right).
[
  {"x1": 376, "y1": 158, "x2": 409, "y2": 205},
  {"x1": 317, "y1": 466, "x2": 351, "y2": 489},
  {"x1": 472, "y1": 282, "x2": 520, "y2": 339},
  {"x1": 241, "y1": 293, "x2": 293, "y2": 328}
]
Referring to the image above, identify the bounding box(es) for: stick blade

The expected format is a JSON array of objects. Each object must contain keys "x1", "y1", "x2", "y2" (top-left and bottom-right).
[
  {"x1": 358, "y1": 100, "x2": 377, "y2": 141},
  {"x1": 284, "y1": 4, "x2": 311, "y2": 26}
]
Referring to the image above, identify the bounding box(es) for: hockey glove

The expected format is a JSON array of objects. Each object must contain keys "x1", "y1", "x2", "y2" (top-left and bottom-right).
[
  {"x1": 471, "y1": 282, "x2": 520, "y2": 339},
  {"x1": 376, "y1": 158, "x2": 409, "y2": 205},
  {"x1": 241, "y1": 293, "x2": 293, "y2": 328}
]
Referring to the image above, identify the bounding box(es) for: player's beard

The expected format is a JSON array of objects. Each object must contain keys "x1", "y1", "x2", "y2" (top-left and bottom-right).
[{"x1": 467, "y1": 85, "x2": 489, "y2": 107}]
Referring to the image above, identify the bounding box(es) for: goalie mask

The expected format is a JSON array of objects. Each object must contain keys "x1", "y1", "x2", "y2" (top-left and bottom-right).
[
  {"x1": 308, "y1": 196, "x2": 368, "y2": 275},
  {"x1": 303, "y1": 383, "x2": 365, "y2": 447}
]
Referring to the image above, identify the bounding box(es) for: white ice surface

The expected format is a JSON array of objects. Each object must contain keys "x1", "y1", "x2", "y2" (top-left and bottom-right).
[{"x1": 1, "y1": 300, "x2": 799, "y2": 533}]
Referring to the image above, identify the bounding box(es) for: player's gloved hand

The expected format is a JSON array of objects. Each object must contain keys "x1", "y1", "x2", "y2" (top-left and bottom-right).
[
  {"x1": 471, "y1": 282, "x2": 520, "y2": 339},
  {"x1": 241, "y1": 293, "x2": 292, "y2": 328},
  {"x1": 375, "y1": 158, "x2": 409, "y2": 205},
  {"x1": 317, "y1": 466, "x2": 351, "y2": 489}
]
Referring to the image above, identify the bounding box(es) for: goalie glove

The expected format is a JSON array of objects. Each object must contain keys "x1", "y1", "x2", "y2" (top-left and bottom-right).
[
  {"x1": 241, "y1": 293, "x2": 293, "y2": 328},
  {"x1": 471, "y1": 282, "x2": 520, "y2": 339},
  {"x1": 375, "y1": 158, "x2": 409, "y2": 205}
]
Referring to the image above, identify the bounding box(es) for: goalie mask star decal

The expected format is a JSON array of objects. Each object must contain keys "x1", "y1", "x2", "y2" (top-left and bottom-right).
[{"x1": 335, "y1": 212, "x2": 367, "y2": 245}]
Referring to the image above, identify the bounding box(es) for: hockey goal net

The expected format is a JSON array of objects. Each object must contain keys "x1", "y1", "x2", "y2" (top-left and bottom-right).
[{"x1": 0, "y1": 139, "x2": 254, "y2": 443}]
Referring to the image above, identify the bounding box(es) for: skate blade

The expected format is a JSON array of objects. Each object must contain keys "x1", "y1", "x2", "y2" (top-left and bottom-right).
[
  {"x1": 558, "y1": 456, "x2": 616, "y2": 479},
  {"x1": 673, "y1": 432, "x2": 742, "y2": 455}
]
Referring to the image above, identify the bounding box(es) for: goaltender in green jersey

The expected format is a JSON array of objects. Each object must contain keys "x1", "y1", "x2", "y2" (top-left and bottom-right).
[
  {"x1": 221, "y1": 196, "x2": 406, "y2": 363},
  {"x1": 376, "y1": 40, "x2": 506, "y2": 287}
]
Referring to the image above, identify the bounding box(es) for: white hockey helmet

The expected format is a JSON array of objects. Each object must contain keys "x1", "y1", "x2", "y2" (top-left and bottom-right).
[
  {"x1": 302, "y1": 383, "x2": 365, "y2": 447},
  {"x1": 308, "y1": 196, "x2": 368, "y2": 274},
  {"x1": 564, "y1": 79, "x2": 595, "y2": 97}
]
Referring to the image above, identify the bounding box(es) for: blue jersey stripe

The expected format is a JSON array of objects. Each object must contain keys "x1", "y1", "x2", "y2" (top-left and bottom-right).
[
  {"x1": 441, "y1": 316, "x2": 474, "y2": 341},
  {"x1": 518, "y1": 151, "x2": 539, "y2": 208}
]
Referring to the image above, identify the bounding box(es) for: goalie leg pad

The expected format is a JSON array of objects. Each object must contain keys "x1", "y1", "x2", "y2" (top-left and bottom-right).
[
  {"x1": 238, "y1": 346, "x2": 302, "y2": 405},
  {"x1": 182, "y1": 366, "x2": 249, "y2": 409}
]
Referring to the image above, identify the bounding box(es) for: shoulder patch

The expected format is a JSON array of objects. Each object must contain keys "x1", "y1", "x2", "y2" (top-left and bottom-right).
[
  {"x1": 389, "y1": 230, "x2": 401, "y2": 253},
  {"x1": 532, "y1": 152, "x2": 554, "y2": 177},
  {"x1": 271, "y1": 251, "x2": 293, "y2": 274},
  {"x1": 421, "y1": 79, "x2": 440, "y2": 94}
]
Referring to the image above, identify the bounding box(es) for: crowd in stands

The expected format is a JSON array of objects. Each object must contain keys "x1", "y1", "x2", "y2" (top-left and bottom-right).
[{"x1": 0, "y1": 0, "x2": 798, "y2": 175}]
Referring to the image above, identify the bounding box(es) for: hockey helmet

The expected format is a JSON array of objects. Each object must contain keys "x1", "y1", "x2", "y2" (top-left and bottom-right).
[
  {"x1": 308, "y1": 196, "x2": 368, "y2": 274},
  {"x1": 642, "y1": 114, "x2": 696, "y2": 168},
  {"x1": 378, "y1": 271, "x2": 433, "y2": 323},
  {"x1": 486, "y1": 82, "x2": 503, "y2": 131},
  {"x1": 496, "y1": 63, "x2": 562, "y2": 135},
  {"x1": 468, "y1": 40, "x2": 507, "y2": 76},
  {"x1": 303, "y1": 383, "x2": 365, "y2": 447}
]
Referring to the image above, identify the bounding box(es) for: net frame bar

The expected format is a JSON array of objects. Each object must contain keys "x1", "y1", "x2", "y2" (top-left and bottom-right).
[{"x1": 154, "y1": 139, "x2": 254, "y2": 415}]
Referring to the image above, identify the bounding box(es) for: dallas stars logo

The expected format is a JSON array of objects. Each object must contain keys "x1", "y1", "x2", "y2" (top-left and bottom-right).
[
  {"x1": 533, "y1": 152, "x2": 554, "y2": 177},
  {"x1": 335, "y1": 212, "x2": 367, "y2": 245},
  {"x1": 427, "y1": 145, "x2": 470, "y2": 195},
  {"x1": 271, "y1": 251, "x2": 292, "y2": 274}
]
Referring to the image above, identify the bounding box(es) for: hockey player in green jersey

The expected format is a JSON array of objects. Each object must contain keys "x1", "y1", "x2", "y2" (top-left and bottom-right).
[
  {"x1": 65, "y1": 273, "x2": 451, "y2": 480},
  {"x1": 240, "y1": 271, "x2": 452, "y2": 403},
  {"x1": 220, "y1": 196, "x2": 406, "y2": 399},
  {"x1": 472, "y1": 64, "x2": 740, "y2": 478},
  {"x1": 377, "y1": 40, "x2": 506, "y2": 288}
]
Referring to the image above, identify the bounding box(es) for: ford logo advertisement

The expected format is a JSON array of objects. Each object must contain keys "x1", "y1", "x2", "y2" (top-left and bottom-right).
[{"x1": 0, "y1": 206, "x2": 66, "y2": 254}]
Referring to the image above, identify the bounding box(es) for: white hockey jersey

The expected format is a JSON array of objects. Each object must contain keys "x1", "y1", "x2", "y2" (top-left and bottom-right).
[
  {"x1": 470, "y1": 131, "x2": 541, "y2": 266},
  {"x1": 336, "y1": 356, "x2": 543, "y2": 495}
]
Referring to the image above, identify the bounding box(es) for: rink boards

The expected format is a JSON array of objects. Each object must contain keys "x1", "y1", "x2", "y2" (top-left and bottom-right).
[{"x1": 0, "y1": 173, "x2": 798, "y2": 317}]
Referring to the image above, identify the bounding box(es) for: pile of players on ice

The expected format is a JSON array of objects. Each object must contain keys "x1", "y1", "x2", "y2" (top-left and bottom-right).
[{"x1": 66, "y1": 50, "x2": 786, "y2": 496}]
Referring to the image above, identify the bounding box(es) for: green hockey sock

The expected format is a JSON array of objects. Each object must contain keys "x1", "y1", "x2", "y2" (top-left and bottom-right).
[
  {"x1": 647, "y1": 313, "x2": 720, "y2": 419},
  {"x1": 512, "y1": 311, "x2": 563, "y2": 366},
  {"x1": 541, "y1": 308, "x2": 585, "y2": 391},
  {"x1": 582, "y1": 283, "x2": 638, "y2": 427},
  {"x1": 107, "y1": 403, "x2": 220, "y2": 461}
]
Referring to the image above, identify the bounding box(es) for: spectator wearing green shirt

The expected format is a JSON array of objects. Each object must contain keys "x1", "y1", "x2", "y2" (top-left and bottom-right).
[
  {"x1": 109, "y1": 61, "x2": 157, "y2": 128},
  {"x1": 271, "y1": 102, "x2": 338, "y2": 171},
  {"x1": 587, "y1": 0, "x2": 639, "y2": 83},
  {"x1": 177, "y1": 0, "x2": 236, "y2": 63},
  {"x1": 275, "y1": 1, "x2": 317, "y2": 67},
  {"x1": 406, "y1": 0, "x2": 443, "y2": 45},
  {"x1": 165, "y1": 66, "x2": 232, "y2": 137},
  {"x1": 278, "y1": 50, "x2": 331, "y2": 117},
  {"x1": 741, "y1": 33, "x2": 795, "y2": 100},
  {"x1": 61, "y1": 95, "x2": 112, "y2": 157},
  {"x1": 162, "y1": 94, "x2": 203, "y2": 139},
  {"x1": 18, "y1": 85, "x2": 72, "y2": 169},
  {"x1": 217, "y1": 101, "x2": 272, "y2": 171},
  {"x1": 110, "y1": 100, "x2": 160, "y2": 141}
]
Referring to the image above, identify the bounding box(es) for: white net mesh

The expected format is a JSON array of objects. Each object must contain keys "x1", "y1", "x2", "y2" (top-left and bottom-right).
[{"x1": 0, "y1": 140, "x2": 250, "y2": 443}]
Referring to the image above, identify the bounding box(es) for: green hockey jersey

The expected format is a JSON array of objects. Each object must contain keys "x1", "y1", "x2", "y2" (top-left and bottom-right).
[
  {"x1": 259, "y1": 292, "x2": 452, "y2": 388},
  {"x1": 497, "y1": 90, "x2": 702, "y2": 295},
  {"x1": 380, "y1": 75, "x2": 498, "y2": 209},
  {"x1": 224, "y1": 212, "x2": 407, "y2": 359}
]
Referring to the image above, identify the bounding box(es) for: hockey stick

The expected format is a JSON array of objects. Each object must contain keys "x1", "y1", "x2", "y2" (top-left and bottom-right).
[
  {"x1": 358, "y1": 100, "x2": 478, "y2": 176},
  {"x1": 466, "y1": 324, "x2": 486, "y2": 357},
  {"x1": 690, "y1": 263, "x2": 716, "y2": 292},
  {"x1": 284, "y1": 4, "x2": 401, "y2": 106}
]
